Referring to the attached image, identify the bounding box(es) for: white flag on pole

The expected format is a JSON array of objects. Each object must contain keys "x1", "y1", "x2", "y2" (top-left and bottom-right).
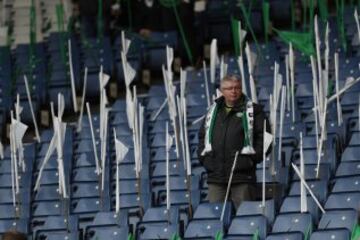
[
  {"x1": 114, "y1": 128, "x2": 129, "y2": 214},
  {"x1": 292, "y1": 163, "x2": 326, "y2": 214},
  {"x1": 121, "y1": 31, "x2": 131, "y2": 55},
  {"x1": 77, "y1": 67, "x2": 88, "y2": 132},
  {"x1": 354, "y1": 9, "x2": 360, "y2": 45},
  {"x1": 68, "y1": 39, "x2": 78, "y2": 112},
  {"x1": 210, "y1": 39, "x2": 219, "y2": 83},
  {"x1": 23, "y1": 75, "x2": 40, "y2": 142}
]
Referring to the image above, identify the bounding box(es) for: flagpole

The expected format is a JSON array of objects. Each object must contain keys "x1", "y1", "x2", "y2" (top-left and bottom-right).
[
  {"x1": 220, "y1": 151, "x2": 239, "y2": 222},
  {"x1": 334, "y1": 53, "x2": 342, "y2": 126},
  {"x1": 289, "y1": 44, "x2": 295, "y2": 123},
  {"x1": 299, "y1": 132, "x2": 307, "y2": 213},
  {"x1": 262, "y1": 120, "x2": 267, "y2": 208},
  {"x1": 277, "y1": 86, "x2": 286, "y2": 163},
  {"x1": 203, "y1": 61, "x2": 211, "y2": 108},
  {"x1": 24, "y1": 75, "x2": 40, "y2": 142},
  {"x1": 210, "y1": 39, "x2": 218, "y2": 84},
  {"x1": 77, "y1": 67, "x2": 88, "y2": 132},
  {"x1": 285, "y1": 55, "x2": 291, "y2": 112},
  {"x1": 183, "y1": 97, "x2": 193, "y2": 218},
  {"x1": 237, "y1": 56, "x2": 248, "y2": 96},
  {"x1": 68, "y1": 39, "x2": 78, "y2": 112},
  {"x1": 165, "y1": 122, "x2": 171, "y2": 224},
  {"x1": 292, "y1": 163, "x2": 325, "y2": 213}
]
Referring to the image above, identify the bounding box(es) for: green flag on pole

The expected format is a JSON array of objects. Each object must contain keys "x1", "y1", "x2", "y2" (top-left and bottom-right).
[
  {"x1": 318, "y1": 0, "x2": 328, "y2": 22},
  {"x1": 231, "y1": 16, "x2": 240, "y2": 56},
  {"x1": 336, "y1": 0, "x2": 347, "y2": 52},
  {"x1": 159, "y1": 0, "x2": 194, "y2": 65},
  {"x1": 262, "y1": 1, "x2": 270, "y2": 44},
  {"x1": 274, "y1": 29, "x2": 315, "y2": 56},
  {"x1": 352, "y1": 225, "x2": 360, "y2": 240},
  {"x1": 290, "y1": 0, "x2": 295, "y2": 31},
  {"x1": 170, "y1": 233, "x2": 182, "y2": 240},
  {"x1": 127, "y1": 233, "x2": 135, "y2": 240},
  {"x1": 239, "y1": 2, "x2": 260, "y2": 56},
  {"x1": 56, "y1": 4, "x2": 67, "y2": 66},
  {"x1": 252, "y1": 229, "x2": 260, "y2": 240},
  {"x1": 214, "y1": 230, "x2": 223, "y2": 240},
  {"x1": 309, "y1": 0, "x2": 314, "y2": 41}
]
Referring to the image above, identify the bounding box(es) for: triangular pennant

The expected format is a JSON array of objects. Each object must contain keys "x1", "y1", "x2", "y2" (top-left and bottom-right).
[
  {"x1": 275, "y1": 29, "x2": 315, "y2": 56},
  {"x1": 115, "y1": 136, "x2": 129, "y2": 164}
]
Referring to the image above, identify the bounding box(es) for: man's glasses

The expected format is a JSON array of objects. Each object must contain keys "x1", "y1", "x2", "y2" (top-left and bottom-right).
[{"x1": 222, "y1": 86, "x2": 241, "y2": 91}]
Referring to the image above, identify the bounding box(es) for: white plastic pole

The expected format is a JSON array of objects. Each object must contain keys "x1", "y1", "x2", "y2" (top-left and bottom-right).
[
  {"x1": 68, "y1": 39, "x2": 78, "y2": 112},
  {"x1": 86, "y1": 102, "x2": 101, "y2": 174},
  {"x1": 77, "y1": 67, "x2": 88, "y2": 132},
  {"x1": 292, "y1": 163, "x2": 326, "y2": 214},
  {"x1": 24, "y1": 75, "x2": 40, "y2": 142},
  {"x1": 220, "y1": 151, "x2": 239, "y2": 222}
]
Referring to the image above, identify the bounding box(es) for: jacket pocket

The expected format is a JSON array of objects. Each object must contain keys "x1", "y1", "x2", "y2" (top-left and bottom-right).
[
  {"x1": 202, "y1": 152, "x2": 215, "y2": 172},
  {"x1": 235, "y1": 154, "x2": 254, "y2": 171}
]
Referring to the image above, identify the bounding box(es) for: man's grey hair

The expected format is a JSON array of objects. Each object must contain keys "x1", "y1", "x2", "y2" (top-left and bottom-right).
[{"x1": 220, "y1": 75, "x2": 242, "y2": 89}]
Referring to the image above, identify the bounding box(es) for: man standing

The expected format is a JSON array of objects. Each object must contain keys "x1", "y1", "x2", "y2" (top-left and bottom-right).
[{"x1": 197, "y1": 75, "x2": 266, "y2": 209}]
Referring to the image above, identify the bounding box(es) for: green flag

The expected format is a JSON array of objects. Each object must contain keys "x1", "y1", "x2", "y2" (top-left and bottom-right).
[
  {"x1": 336, "y1": 0, "x2": 347, "y2": 52},
  {"x1": 159, "y1": 0, "x2": 193, "y2": 65},
  {"x1": 239, "y1": 2, "x2": 260, "y2": 56},
  {"x1": 127, "y1": 233, "x2": 135, "y2": 240},
  {"x1": 262, "y1": 1, "x2": 270, "y2": 44},
  {"x1": 231, "y1": 17, "x2": 240, "y2": 56},
  {"x1": 56, "y1": 4, "x2": 67, "y2": 66},
  {"x1": 290, "y1": 0, "x2": 295, "y2": 31},
  {"x1": 214, "y1": 230, "x2": 223, "y2": 240},
  {"x1": 274, "y1": 29, "x2": 315, "y2": 56},
  {"x1": 351, "y1": 224, "x2": 360, "y2": 240},
  {"x1": 318, "y1": 0, "x2": 328, "y2": 22},
  {"x1": 170, "y1": 233, "x2": 182, "y2": 240},
  {"x1": 252, "y1": 229, "x2": 260, "y2": 240}
]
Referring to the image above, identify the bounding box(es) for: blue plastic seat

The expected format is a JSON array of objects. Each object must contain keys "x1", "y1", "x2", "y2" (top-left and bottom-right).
[
  {"x1": 332, "y1": 176, "x2": 360, "y2": 193},
  {"x1": 335, "y1": 161, "x2": 360, "y2": 178},
  {"x1": 184, "y1": 219, "x2": 223, "y2": 239},
  {"x1": 193, "y1": 202, "x2": 232, "y2": 228},
  {"x1": 71, "y1": 197, "x2": 110, "y2": 216},
  {"x1": 227, "y1": 215, "x2": 267, "y2": 240},
  {"x1": 318, "y1": 210, "x2": 358, "y2": 232},
  {"x1": 0, "y1": 218, "x2": 28, "y2": 234},
  {"x1": 138, "y1": 223, "x2": 179, "y2": 240},
  {"x1": 72, "y1": 167, "x2": 99, "y2": 182},
  {"x1": 36, "y1": 231, "x2": 79, "y2": 240},
  {"x1": 280, "y1": 196, "x2": 320, "y2": 223},
  {"x1": 32, "y1": 201, "x2": 62, "y2": 217},
  {"x1": 291, "y1": 164, "x2": 331, "y2": 182},
  {"x1": 272, "y1": 213, "x2": 313, "y2": 237},
  {"x1": 288, "y1": 180, "x2": 328, "y2": 203},
  {"x1": 86, "y1": 225, "x2": 129, "y2": 240},
  {"x1": 236, "y1": 199, "x2": 276, "y2": 224},
  {"x1": 32, "y1": 215, "x2": 78, "y2": 238},
  {"x1": 341, "y1": 146, "x2": 360, "y2": 162},
  {"x1": 324, "y1": 192, "x2": 360, "y2": 210},
  {"x1": 265, "y1": 232, "x2": 303, "y2": 240},
  {"x1": 309, "y1": 229, "x2": 350, "y2": 240}
]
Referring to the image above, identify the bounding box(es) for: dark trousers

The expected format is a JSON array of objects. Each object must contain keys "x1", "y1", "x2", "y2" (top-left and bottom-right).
[{"x1": 208, "y1": 183, "x2": 252, "y2": 210}]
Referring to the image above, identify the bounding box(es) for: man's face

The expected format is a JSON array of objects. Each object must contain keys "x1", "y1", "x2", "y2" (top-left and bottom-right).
[{"x1": 220, "y1": 80, "x2": 242, "y2": 106}]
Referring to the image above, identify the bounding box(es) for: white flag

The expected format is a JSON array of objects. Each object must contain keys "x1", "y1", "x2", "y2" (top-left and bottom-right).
[
  {"x1": 121, "y1": 31, "x2": 131, "y2": 55},
  {"x1": 210, "y1": 39, "x2": 219, "y2": 83},
  {"x1": 114, "y1": 130, "x2": 129, "y2": 164}
]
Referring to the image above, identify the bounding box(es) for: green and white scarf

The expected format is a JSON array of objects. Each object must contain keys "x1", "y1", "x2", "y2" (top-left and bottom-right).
[{"x1": 201, "y1": 100, "x2": 255, "y2": 156}]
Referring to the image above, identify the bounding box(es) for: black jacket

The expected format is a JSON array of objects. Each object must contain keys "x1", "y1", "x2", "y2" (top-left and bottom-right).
[{"x1": 197, "y1": 95, "x2": 266, "y2": 184}]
